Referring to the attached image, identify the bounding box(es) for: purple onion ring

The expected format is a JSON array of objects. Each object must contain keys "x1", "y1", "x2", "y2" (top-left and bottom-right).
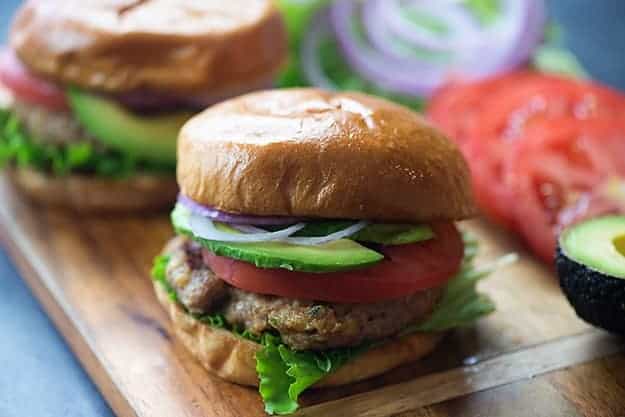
[
  {"x1": 178, "y1": 195, "x2": 307, "y2": 226},
  {"x1": 323, "y1": 0, "x2": 545, "y2": 97}
]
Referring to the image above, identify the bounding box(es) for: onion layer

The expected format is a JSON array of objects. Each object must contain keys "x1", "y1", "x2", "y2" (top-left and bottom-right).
[
  {"x1": 190, "y1": 214, "x2": 307, "y2": 243},
  {"x1": 301, "y1": 0, "x2": 546, "y2": 97},
  {"x1": 178, "y1": 195, "x2": 306, "y2": 226}
]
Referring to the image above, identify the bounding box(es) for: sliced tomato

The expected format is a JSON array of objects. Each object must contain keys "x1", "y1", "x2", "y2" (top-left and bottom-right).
[
  {"x1": 506, "y1": 118, "x2": 625, "y2": 262},
  {"x1": 428, "y1": 72, "x2": 535, "y2": 149},
  {"x1": 0, "y1": 49, "x2": 68, "y2": 111},
  {"x1": 430, "y1": 71, "x2": 625, "y2": 263},
  {"x1": 202, "y1": 223, "x2": 464, "y2": 303},
  {"x1": 430, "y1": 72, "x2": 625, "y2": 235}
]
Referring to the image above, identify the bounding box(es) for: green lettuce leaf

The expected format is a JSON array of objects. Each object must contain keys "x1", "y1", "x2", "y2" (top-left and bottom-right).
[
  {"x1": 257, "y1": 333, "x2": 367, "y2": 415},
  {"x1": 257, "y1": 335, "x2": 296, "y2": 415},
  {"x1": 532, "y1": 46, "x2": 588, "y2": 79},
  {"x1": 408, "y1": 254, "x2": 517, "y2": 333},
  {"x1": 531, "y1": 24, "x2": 588, "y2": 79},
  {"x1": 0, "y1": 108, "x2": 174, "y2": 178}
]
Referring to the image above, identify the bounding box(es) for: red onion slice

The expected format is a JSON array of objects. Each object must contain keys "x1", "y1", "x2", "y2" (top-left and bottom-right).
[
  {"x1": 321, "y1": 0, "x2": 545, "y2": 97},
  {"x1": 285, "y1": 221, "x2": 368, "y2": 246},
  {"x1": 190, "y1": 212, "x2": 368, "y2": 246},
  {"x1": 330, "y1": 0, "x2": 443, "y2": 96},
  {"x1": 364, "y1": 0, "x2": 480, "y2": 54},
  {"x1": 300, "y1": 9, "x2": 339, "y2": 91},
  {"x1": 189, "y1": 214, "x2": 306, "y2": 243},
  {"x1": 178, "y1": 195, "x2": 307, "y2": 225}
]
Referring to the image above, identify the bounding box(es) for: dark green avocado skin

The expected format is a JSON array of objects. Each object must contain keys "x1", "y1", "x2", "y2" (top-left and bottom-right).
[{"x1": 557, "y1": 245, "x2": 625, "y2": 335}]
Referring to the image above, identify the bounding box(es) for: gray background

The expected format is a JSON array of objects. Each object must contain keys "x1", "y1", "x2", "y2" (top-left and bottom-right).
[{"x1": 1, "y1": 1, "x2": 624, "y2": 416}]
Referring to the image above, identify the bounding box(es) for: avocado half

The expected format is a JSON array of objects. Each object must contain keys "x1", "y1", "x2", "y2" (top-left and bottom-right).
[{"x1": 557, "y1": 215, "x2": 625, "y2": 335}]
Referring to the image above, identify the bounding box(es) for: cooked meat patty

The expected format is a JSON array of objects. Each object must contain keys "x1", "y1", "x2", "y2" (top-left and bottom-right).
[
  {"x1": 12, "y1": 99, "x2": 101, "y2": 148},
  {"x1": 164, "y1": 237, "x2": 228, "y2": 314},
  {"x1": 164, "y1": 238, "x2": 444, "y2": 350},
  {"x1": 223, "y1": 287, "x2": 442, "y2": 350}
]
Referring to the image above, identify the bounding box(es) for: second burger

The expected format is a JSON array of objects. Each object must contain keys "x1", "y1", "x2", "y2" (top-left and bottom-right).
[{"x1": 0, "y1": 0, "x2": 287, "y2": 211}]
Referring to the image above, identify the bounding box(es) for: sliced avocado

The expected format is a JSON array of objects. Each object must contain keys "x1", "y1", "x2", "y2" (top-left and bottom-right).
[
  {"x1": 171, "y1": 204, "x2": 384, "y2": 273},
  {"x1": 353, "y1": 223, "x2": 433, "y2": 245},
  {"x1": 557, "y1": 215, "x2": 625, "y2": 335},
  {"x1": 290, "y1": 221, "x2": 433, "y2": 244},
  {"x1": 67, "y1": 89, "x2": 192, "y2": 165}
]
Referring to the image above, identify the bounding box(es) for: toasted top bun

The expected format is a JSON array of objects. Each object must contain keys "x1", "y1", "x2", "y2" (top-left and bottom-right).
[
  {"x1": 178, "y1": 88, "x2": 477, "y2": 223},
  {"x1": 10, "y1": 0, "x2": 287, "y2": 94},
  {"x1": 154, "y1": 281, "x2": 443, "y2": 388}
]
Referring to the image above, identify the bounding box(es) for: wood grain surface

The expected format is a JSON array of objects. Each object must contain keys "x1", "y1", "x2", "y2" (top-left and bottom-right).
[{"x1": 0, "y1": 175, "x2": 623, "y2": 417}]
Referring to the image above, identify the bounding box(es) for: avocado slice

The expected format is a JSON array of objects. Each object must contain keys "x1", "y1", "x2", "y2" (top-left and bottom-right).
[
  {"x1": 282, "y1": 220, "x2": 433, "y2": 244},
  {"x1": 557, "y1": 215, "x2": 625, "y2": 335},
  {"x1": 353, "y1": 223, "x2": 433, "y2": 245},
  {"x1": 67, "y1": 89, "x2": 192, "y2": 165},
  {"x1": 172, "y1": 204, "x2": 384, "y2": 273}
]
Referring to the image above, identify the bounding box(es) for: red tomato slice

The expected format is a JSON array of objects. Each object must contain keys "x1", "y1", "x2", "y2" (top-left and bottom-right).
[
  {"x1": 431, "y1": 72, "x2": 625, "y2": 234},
  {"x1": 427, "y1": 72, "x2": 535, "y2": 149},
  {"x1": 429, "y1": 71, "x2": 625, "y2": 263},
  {"x1": 0, "y1": 49, "x2": 68, "y2": 111},
  {"x1": 471, "y1": 75, "x2": 625, "y2": 139},
  {"x1": 202, "y1": 223, "x2": 464, "y2": 303},
  {"x1": 506, "y1": 118, "x2": 625, "y2": 262}
]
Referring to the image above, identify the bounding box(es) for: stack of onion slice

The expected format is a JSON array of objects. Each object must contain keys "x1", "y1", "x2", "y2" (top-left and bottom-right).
[
  {"x1": 178, "y1": 195, "x2": 369, "y2": 246},
  {"x1": 301, "y1": 0, "x2": 546, "y2": 97}
]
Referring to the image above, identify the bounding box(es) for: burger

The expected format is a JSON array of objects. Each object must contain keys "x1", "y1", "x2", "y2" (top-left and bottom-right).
[
  {"x1": 0, "y1": 0, "x2": 287, "y2": 212},
  {"x1": 152, "y1": 89, "x2": 507, "y2": 414}
]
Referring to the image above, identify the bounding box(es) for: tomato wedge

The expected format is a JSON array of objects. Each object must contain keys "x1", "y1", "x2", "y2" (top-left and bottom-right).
[
  {"x1": 506, "y1": 118, "x2": 625, "y2": 262},
  {"x1": 0, "y1": 49, "x2": 68, "y2": 111},
  {"x1": 202, "y1": 223, "x2": 464, "y2": 303}
]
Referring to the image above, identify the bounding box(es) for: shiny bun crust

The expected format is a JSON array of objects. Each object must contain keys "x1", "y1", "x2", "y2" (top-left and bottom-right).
[
  {"x1": 9, "y1": 168, "x2": 178, "y2": 213},
  {"x1": 10, "y1": 0, "x2": 287, "y2": 94},
  {"x1": 154, "y1": 281, "x2": 443, "y2": 387},
  {"x1": 178, "y1": 89, "x2": 477, "y2": 223}
]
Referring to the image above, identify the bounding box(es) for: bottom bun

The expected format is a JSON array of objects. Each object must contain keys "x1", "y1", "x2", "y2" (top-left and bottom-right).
[
  {"x1": 154, "y1": 281, "x2": 443, "y2": 387},
  {"x1": 8, "y1": 168, "x2": 178, "y2": 213}
]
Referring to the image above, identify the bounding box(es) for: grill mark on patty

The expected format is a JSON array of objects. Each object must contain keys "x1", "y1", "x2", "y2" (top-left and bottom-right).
[{"x1": 164, "y1": 237, "x2": 444, "y2": 350}]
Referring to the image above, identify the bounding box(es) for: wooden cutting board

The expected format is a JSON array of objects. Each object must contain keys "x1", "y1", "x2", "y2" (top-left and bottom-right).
[{"x1": 1, "y1": 175, "x2": 624, "y2": 417}]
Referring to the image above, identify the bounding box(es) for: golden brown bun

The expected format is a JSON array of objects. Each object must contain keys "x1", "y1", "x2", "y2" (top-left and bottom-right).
[
  {"x1": 10, "y1": 0, "x2": 287, "y2": 94},
  {"x1": 8, "y1": 168, "x2": 178, "y2": 213},
  {"x1": 154, "y1": 281, "x2": 443, "y2": 387},
  {"x1": 178, "y1": 88, "x2": 477, "y2": 223}
]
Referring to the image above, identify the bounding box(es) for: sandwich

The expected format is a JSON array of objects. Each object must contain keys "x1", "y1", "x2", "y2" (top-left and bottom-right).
[
  {"x1": 0, "y1": 0, "x2": 287, "y2": 211},
  {"x1": 152, "y1": 88, "x2": 510, "y2": 414}
]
